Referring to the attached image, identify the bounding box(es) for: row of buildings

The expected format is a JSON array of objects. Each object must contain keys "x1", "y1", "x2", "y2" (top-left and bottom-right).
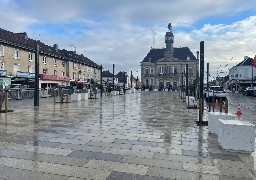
[{"x1": 0, "y1": 28, "x2": 101, "y2": 89}]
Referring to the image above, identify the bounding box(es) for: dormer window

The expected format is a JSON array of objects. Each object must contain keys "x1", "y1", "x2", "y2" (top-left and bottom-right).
[
  {"x1": 0, "y1": 45, "x2": 4, "y2": 56},
  {"x1": 43, "y1": 56, "x2": 47, "y2": 64},
  {"x1": 13, "y1": 49, "x2": 20, "y2": 59}
]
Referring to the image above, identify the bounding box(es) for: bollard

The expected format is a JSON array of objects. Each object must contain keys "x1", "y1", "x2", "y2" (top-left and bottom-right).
[
  {"x1": 219, "y1": 98, "x2": 222, "y2": 112},
  {"x1": 4, "y1": 90, "x2": 8, "y2": 113},
  {"x1": 54, "y1": 89, "x2": 56, "y2": 103},
  {"x1": 225, "y1": 98, "x2": 228, "y2": 113}
]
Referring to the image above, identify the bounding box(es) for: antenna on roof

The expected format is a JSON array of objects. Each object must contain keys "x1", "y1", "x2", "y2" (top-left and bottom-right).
[{"x1": 151, "y1": 28, "x2": 157, "y2": 48}]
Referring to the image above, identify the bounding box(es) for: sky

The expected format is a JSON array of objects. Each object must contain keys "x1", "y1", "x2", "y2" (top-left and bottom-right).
[{"x1": 1, "y1": 0, "x2": 256, "y2": 80}]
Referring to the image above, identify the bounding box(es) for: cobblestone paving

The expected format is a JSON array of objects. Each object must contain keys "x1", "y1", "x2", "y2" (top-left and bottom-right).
[{"x1": 0, "y1": 91, "x2": 255, "y2": 179}]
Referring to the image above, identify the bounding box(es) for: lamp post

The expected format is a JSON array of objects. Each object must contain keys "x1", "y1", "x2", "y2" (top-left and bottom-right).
[
  {"x1": 100, "y1": 65, "x2": 103, "y2": 98},
  {"x1": 123, "y1": 71, "x2": 126, "y2": 94},
  {"x1": 34, "y1": 44, "x2": 40, "y2": 106},
  {"x1": 112, "y1": 64, "x2": 115, "y2": 90}
]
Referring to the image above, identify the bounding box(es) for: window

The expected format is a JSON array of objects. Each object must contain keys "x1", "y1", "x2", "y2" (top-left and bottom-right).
[
  {"x1": 160, "y1": 66, "x2": 163, "y2": 74},
  {"x1": 150, "y1": 67, "x2": 154, "y2": 74},
  {"x1": 173, "y1": 66, "x2": 178, "y2": 74},
  {"x1": 145, "y1": 67, "x2": 149, "y2": 74},
  {"x1": 54, "y1": 70, "x2": 57, "y2": 75},
  {"x1": 13, "y1": 64, "x2": 20, "y2": 76},
  {"x1": 43, "y1": 56, "x2": 47, "y2": 64},
  {"x1": 183, "y1": 65, "x2": 186, "y2": 73},
  {"x1": 62, "y1": 71, "x2": 65, "y2": 76},
  {"x1": 28, "y1": 52, "x2": 34, "y2": 61},
  {"x1": 28, "y1": 66, "x2": 34, "y2": 73},
  {"x1": 73, "y1": 62, "x2": 76, "y2": 69},
  {"x1": 73, "y1": 72, "x2": 76, "y2": 79},
  {"x1": 150, "y1": 79, "x2": 153, "y2": 85},
  {"x1": 43, "y1": 68, "x2": 48, "y2": 74},
  {"x1": 0, "y1": 61, "x2": 5, "y2": 70},
  {"x1": 188, "y1": 66, "x2": 193, "y2": 74},
  {"x1": 53, "y1": 58, "x2": 57, "y2": 66},
  {"x1": 62, "y1": 61, "x2": 65, "y2": 68},
  {"x1": 78, "y1": 64, "x2": 81, "y2": 70},
  {"x1": 13, "y1": 49, "x2": 20, "y2": 59},
  {"x1": 0, "y1": 45, "x2": 4, "y2": 56}
]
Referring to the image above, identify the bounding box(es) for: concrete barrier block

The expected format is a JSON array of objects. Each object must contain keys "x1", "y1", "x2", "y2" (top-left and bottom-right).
[
  {"x1": 208, "y1": 112, "x2": 236, "y2": 135},
  {"x1": 131, "y1": 88, "x2": 135, "y2": 93},
  {"x1": 218, "y1": 120, "x2": 255, "y2": 152},
  {"x1": 111, "y1": 91, "x2": 116, "y2": 96},
  {"x1": 145, "y1": 89, "x2": 149, "y2": 91}
]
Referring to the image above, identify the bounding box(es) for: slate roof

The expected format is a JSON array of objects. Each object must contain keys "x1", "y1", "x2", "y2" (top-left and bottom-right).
[
  {"x1": 102, "y1": 70, "x2": 113, "y2": 77},
  {"x1": 142, "y1": 47, "x2": 197, "y2": 62},
  {"x1": 236, "y1": 57, "x2": 253, "y2": 66},
  {"x1": 0, "y1": 28, "x2": 99, "y2": 68}
]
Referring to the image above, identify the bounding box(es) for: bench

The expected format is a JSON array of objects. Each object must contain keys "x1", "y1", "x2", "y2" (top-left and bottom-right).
[{"x1": 218, "y1": 120, "x2": 255, "y2": 152}]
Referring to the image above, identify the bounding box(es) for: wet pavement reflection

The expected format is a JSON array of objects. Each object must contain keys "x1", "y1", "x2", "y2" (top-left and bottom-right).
[{"x1": 0, "y1": 91, "x2": 255, "y2": 179}]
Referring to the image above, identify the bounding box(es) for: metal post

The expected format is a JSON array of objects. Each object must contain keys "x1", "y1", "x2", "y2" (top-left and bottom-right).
[
  {"x1": 123, "y1": 71, "x2": 126, "y2": 94},
  {"x1": 181, "y1": 72, "x2": 184, "y2": 99},
  {"x1": 219, "y1": 98, "x2": 223, "y2": 112},
  {"x1": 197, "y1": 41, "x2": 207, "y2": 126},
  {"x1": 131, "y1": 71, "x2": 133, "y2": 88},
  {"x1": 252, "y1": 61, "x2": 254, "y2": 87},
  {"x1": 100, "y1": 65, "x2": 103, "y2": 98},
  {"x1": 186, "y1": 64, "x2": 189, "y2": 96},
  {"x1": 136, "y1": 76, "x2": 138, "y2": 87},
  {"x1": 225, "y1": 98, "x2": 228, "y2": 113},
  {"x1": 5, "y1": 90, "x2": 8, "y2": 113},
  {"x1": 112, "y1": 64, "x2": 115, "y2": 90},
  {"x1": 34, "y1": 44, "x2": 40, "y2": 106},
  {"x1": 207, "y1": 63, "x2": 209, "y2": 96}
]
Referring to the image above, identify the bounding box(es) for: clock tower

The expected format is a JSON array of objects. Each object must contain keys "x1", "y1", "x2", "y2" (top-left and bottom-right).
[{"x1": 165, "y1": 23, "x2": 174, "y2": 56}]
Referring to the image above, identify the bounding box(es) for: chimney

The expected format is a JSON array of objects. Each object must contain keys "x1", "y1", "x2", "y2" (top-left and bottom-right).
[
  {"x1": 53, "y1": 44, "x2": 58, "y2": 51},
  {"x1": 187, "y1": 56, "x2": 190, "y2": 60},
  {"x1": 196, "y1": 51, "x2": 199, "y2": 60},
  {"x1": 17, "y1": 32, "x2": 28, "y2": 40}
]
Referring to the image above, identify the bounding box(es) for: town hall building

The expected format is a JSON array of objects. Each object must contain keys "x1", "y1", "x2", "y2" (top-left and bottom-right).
[{"x1": 141, "y1": 23, "x2": 199, "y2": 90}]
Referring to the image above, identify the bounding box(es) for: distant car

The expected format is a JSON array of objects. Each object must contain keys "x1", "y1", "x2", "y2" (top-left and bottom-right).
[
  {"x1": 206, "y1": 86, "x2": 226, "y2": 102},
  {"x1": 243, "y1": 87, "x2": 256, "y2": 96}
]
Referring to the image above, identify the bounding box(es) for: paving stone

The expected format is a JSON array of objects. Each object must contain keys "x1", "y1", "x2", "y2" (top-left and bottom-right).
[
  {"x1": 68, "y1": 150, "x2": 124, "y2": 162},
  {"x1": 0, "y1": 165, "x2": 66, "y2": 180},
  {"x1": 85, "y1": 159, "x2": 149, "y2": 175},
  {"x1": 147, "y1": 166, "x2": 214, "y2": 180},
  {"x1": 114, "y1": 138, "x2": 158, "y2": 147},
  {"x1": 182, "y1": 150, "x2": 242, "y2": 161},
  {"x1": 154, "y1": 152, "x2": 214, "y2": 165},
  {"x1": 106, "y1": 171, "x2": 170, "y2": 180},
  {"x1": 121, "y1": 156, "x2": 183, "y2": 170},
  {"x1": 102, "y1": 147, "x2": 154, "y2": 158}
]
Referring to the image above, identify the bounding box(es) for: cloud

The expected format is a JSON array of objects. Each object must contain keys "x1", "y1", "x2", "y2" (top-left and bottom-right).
[{"x1": 1, "y1": 0, "x2": 256, "y2": 79}]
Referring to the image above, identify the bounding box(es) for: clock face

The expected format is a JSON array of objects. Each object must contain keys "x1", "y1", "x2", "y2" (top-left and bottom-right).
[{"x1": 166, "y1": 36, "x2": 173, "y2": 41}]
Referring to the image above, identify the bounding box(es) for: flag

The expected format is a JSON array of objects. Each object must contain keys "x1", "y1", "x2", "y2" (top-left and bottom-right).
[{"x1": 254, "y1": 55, "x2": 256, "y2": 68}]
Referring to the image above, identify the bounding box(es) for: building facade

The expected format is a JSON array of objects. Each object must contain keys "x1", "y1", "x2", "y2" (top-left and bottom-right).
[
  {"x1": 228, "y1": 56, "x2": 256, "y2": 91},
  {"x1": 141, "y1": 23, "x2": 198, "y2": 90},
  {"x1": 0, "y1": 29, "x2": 100, "y2": 88}
]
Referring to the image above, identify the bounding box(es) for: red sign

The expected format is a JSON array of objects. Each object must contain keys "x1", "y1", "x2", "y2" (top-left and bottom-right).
[
  {"x1": 253, "y1": 55, "x2": 256, "y2": 68},
  {"x1": 39, "y1": 74, "x2": 70, "y2": 82}
]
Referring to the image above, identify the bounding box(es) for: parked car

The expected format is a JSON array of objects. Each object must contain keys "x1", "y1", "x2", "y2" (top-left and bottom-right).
[
  {"x1": 206, "y1": 86, "x2": 226, "y2": 102},
  {"x1": 243, "y1": 87, "x2": 256, "y2": 96}
]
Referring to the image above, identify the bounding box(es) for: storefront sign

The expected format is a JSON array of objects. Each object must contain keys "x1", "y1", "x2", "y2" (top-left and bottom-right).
[{"x1": 16, "y1": 71, "x2": 35, "y2": 78}]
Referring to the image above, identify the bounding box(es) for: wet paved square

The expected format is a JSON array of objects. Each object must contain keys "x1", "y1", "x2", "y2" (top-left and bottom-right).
[{"x1": 0, "y1": 91, "x2": 255, "y2": 179}]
